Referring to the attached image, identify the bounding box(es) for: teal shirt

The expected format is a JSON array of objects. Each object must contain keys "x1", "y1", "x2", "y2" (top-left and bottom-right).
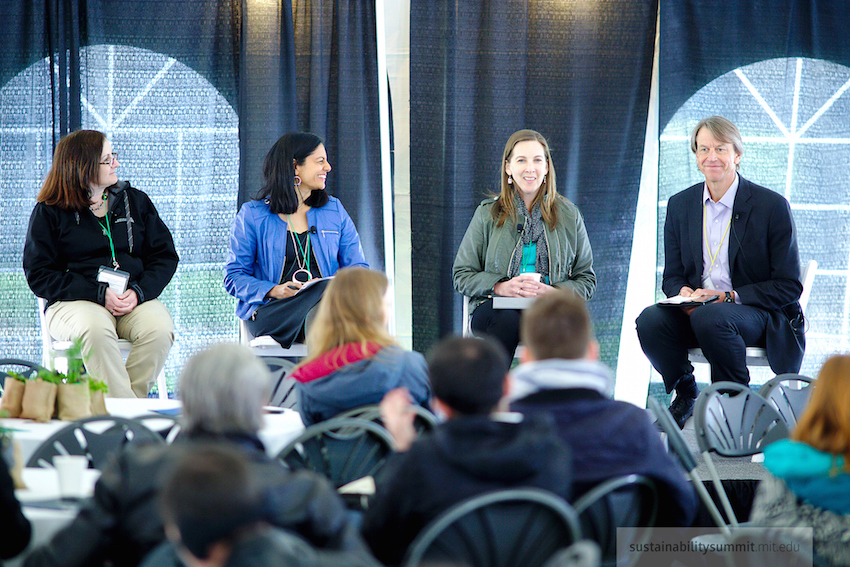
[{"x1": 520, "y1": 243, "x2": 550, "y2": 284}]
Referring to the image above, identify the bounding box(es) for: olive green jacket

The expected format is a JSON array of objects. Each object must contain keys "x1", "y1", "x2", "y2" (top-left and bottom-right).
[{"x1": 453, "y1": 196, "x2": 596, "y2": 312}]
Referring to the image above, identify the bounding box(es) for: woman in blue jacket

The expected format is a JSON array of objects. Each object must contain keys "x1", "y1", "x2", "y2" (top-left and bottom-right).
[{"x1": 224, "y1": 132, "x2": 368, "y2": 347}]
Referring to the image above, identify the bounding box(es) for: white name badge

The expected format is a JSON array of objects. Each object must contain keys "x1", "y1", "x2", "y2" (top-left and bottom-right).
[{"x1": 97, "y1": 266, "x2": 130, "y2": 294}]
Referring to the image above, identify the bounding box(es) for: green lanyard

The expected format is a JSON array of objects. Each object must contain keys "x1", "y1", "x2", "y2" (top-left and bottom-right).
[
  {"x1": 286, "y1": 215, "x2": 312, "y2": 279},
  {"x1": 98, "y1": 198, "x2": 119, "y2": 269}
]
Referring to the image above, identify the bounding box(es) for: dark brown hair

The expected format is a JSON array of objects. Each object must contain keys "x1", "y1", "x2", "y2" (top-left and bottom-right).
[
  {"x1": 521, "y1": 290, "x2": 592, "y2": 360},
  {"x1": 37, "y1": 130, "x2": 106, "y2": 212}
]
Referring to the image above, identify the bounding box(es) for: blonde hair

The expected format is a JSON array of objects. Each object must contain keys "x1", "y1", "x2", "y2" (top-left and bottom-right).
[
  {"x1": 792, "y1": 355, "x2": 850, "y2": 470},
  {"x1": 491, "y1": 129, "x2": 560, "y2": 230},
  {"x1": 299, "y1": 267, "x2": 396, "y2": 367}
]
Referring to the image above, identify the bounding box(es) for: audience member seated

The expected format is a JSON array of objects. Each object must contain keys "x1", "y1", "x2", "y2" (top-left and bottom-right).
[
  {"x1": 1, "y1": 450, "x2": 31, "y2": 565},
  {"x1": 750, "y1": 354, "x2": 850, "y2": 567},
  {"x1": 508, "y1": 290, "x2": 697, "y2": 527},
  {"x1": 291, "y1": 267, "x2": 431, "y2": 426},
  {"x1": 361, "y1": 336, "x2": 572, "y2": 566},
  {"x1": 23, "y1": 343, "x2": 368, "y2": 567},
  {"x1": 148, "y1": 444, "x2": 379, "y2": 567},
  {"x1": 23, "y1": 129, "x2": 178, "y2": 398}
]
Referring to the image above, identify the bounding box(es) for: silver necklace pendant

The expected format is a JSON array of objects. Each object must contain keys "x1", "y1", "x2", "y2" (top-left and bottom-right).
[{"x1": 292, "y1": 268, "x2": 312, "y2": 283}]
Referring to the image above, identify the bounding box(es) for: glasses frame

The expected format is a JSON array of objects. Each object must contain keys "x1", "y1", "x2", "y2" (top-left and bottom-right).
[{"x1": 99, "y1": 153, "x2": 118, "y2": 166}]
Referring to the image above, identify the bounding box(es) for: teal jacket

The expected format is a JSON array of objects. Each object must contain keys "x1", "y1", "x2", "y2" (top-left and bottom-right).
[
  {"x1": 763, "y1": 439, "x2": 850, "y2": 514},
  {"x1": 452, "y1": 196, "x2": 595, "y2": 311}
]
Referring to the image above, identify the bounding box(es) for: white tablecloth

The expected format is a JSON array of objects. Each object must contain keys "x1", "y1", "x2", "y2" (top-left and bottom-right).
[
  {"x1": 7, "y1": 468, "x2": 102, "y2": 567},
  {"x1": 1, "y1": 398, "x2": 305, "y2": 465}
]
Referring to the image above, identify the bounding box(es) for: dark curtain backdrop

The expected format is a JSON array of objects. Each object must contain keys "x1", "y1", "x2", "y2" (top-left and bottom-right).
[
  {"x1": 293, "y1": 0, "x2": 385, "y2": 270},
  {"x1": 660, "y1": 0, "x2": 850, "y2": 130},
  {"x1": 410, "y1": 0, "x2": 657, "y2": 365}
]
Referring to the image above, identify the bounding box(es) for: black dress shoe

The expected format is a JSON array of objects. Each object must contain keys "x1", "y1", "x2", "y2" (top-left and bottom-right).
[{"x1": 668, "y1": 395, "x2": 695, "y2": 430}]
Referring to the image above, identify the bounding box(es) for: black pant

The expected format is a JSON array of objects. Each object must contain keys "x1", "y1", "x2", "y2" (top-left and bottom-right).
[
  {"x1": 635, "y1": 302, "x2": 769, "y2": 393},
  {"x1": 246, "y1": 279, "x2": 330, "y2": 347},
  {"x1": 470, "y1": 299, "x2": 522, "y2": 359}
]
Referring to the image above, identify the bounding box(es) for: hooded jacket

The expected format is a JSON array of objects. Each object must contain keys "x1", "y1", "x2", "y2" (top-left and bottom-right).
[
  {"x1": 361, "y1": 413, "x2": 572, "y2": 566},
  {"x1": 761, "y1": 439, "x2": 850, "y2": 514},
  {"x1": 293, "y1": 345, "x2": 432, "y2": 427},
  {"x1": 509, "y1": 359, "x2": 698, "y2": 527},
  {"x1": 23, "y1": 181, "x2": 178, "y2": 307}
]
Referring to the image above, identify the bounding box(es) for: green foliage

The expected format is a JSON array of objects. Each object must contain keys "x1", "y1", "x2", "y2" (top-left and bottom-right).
[
  {"x1": 64, "y1": 338, "x2": 87, "y2": 381},
  {"x1": 4, "y1": 371, "x2": 28, "y2": 384},
  {"x1": 89, "y1": 379, "x2": 108, "y2": 394},
  {"x1": 36, "y1": 368, "x2": 62, "y2": 385}
]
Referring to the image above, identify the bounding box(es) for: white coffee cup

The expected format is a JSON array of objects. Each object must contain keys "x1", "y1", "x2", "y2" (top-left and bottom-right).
[
  {"x1": 523, "y1": 272, "x2": 542, "y2": 282},
  {"x1": 54, "y1": 455, "x2": 88, "y2": 499}
]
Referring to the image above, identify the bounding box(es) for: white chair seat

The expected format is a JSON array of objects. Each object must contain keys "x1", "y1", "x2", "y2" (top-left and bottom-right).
[{"x1": 238, "y1": 319, "x2": 307, "y2": 358}]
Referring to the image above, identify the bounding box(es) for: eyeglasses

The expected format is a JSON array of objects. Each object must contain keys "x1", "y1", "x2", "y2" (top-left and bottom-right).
[{"x1": 100, "y1": 153, "x2": 118, "y2": 166}]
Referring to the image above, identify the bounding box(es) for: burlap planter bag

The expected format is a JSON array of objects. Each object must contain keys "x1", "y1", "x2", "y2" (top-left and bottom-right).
[
  {"x1": 0, "y1": 377, "x2": 26, "y2": 418},
  {"x1": 89, "y1": 380, "x2": 109, "y2": 416},
  {"x1": 20, "y1": 379, "x2": 58, "y2": 423},
  {"x1": 57, "y1": 382, "x2": 92, "y2": 421}
]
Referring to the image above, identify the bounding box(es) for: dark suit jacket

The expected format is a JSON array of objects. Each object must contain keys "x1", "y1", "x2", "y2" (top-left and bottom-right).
[{"x1": 662, "y1": 176, "x2": 805, "y2": 374}]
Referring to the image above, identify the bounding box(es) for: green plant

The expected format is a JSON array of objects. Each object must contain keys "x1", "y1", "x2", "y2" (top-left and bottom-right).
[
  {"x1": 63, "y1": 338, "x2": 88, "y2": 384},
  {"x1": 89, "y1": 379, "x2": 108, "y2": 394},
  {"x1": 3, "y1": 371, "x2": 28, "y2": 384},
  {"x1": 35, "y1": 368, "x2": 62, "y2": 385}
]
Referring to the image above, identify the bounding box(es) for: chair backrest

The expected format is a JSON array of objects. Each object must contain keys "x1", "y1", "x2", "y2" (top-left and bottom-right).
[
  {"x1": 0, "y1": 358, "x2": 44, "y2": 395},
  {"x1": 336, "y1": 403, "x2": 440, "y2": 434},
  {"x1": 694, "y1": 382, "x2": 789, "y2": 458},
  {"x1": 401, "y1": 488, "x2": 582, "y2": 567},
  {"x1": 758, "y1": 373, "x2": 814, "y2": 429},
  {"x1": 276, "y1": 417, "x2": 396, "y2": 488},
  {"x1": 572, "y1": 475, "x2": 658, "y2": 567},
  {"x1": 132, "y1": 414, "x2": 183, "y2": 444},
  {"x1": 798, "y1": 259, "x2": 817, "y2": 314},
  {"x1": 27, "y1": 415, "x2": 164, "y2": 469}
]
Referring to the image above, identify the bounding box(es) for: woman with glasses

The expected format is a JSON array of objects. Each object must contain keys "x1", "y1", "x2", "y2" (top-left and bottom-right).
[
  {"x1": 224, "y1": 132, "x2": 368, "y2": 348},
  {"x1": 23, "y1": 130, "x2": 178, "y2": 398}
]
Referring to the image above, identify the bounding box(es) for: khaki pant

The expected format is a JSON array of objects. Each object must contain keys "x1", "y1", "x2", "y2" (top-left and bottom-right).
[{"x1": 46, "y1": 299, "x2": 174, "y2": 398}]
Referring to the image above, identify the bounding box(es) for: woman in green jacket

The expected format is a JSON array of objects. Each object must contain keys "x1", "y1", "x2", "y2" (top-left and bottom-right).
[{"x1": 453, "y1": 129, "x2": 596, "y2": 356}]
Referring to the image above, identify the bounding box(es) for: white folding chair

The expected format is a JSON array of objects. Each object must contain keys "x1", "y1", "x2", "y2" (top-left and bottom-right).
[
  {"x1": 37, "y1": 297, "x2": 169, "y2": 399},
  {"x1": 687, "y1": 259, "x2": 817, "y2": 368},
  {"x1": 237, "y1": 319, "x2": 308, "y2": 358}
]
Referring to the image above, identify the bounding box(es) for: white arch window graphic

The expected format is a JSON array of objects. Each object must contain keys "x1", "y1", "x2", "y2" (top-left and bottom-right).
[{"x1": 1, "y1": 44, "x2": 240, "y2": 390}]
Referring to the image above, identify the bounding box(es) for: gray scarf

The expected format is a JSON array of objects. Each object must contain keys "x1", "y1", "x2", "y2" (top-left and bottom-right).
[{"x1": 508, "y1": 192, "x2": 550, "y2": 279}]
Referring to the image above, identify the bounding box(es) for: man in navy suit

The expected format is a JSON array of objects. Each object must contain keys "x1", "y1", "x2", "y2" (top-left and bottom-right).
[{"x1": 636, "y1": 116, "x2": 805, "y2": 428}]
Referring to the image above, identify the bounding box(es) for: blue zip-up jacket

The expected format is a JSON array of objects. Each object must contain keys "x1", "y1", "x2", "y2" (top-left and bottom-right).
[{"x1": 224, "y1": 197, "x2": 369, "y2": 320}]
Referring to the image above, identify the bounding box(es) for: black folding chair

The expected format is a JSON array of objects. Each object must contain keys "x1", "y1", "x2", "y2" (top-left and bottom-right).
[
  {"x1": 401, "y1": 488, "x2": 582, "y2": 567},
  {"x1": 758, "y1": 373, "x2": 814, "y2": 429},
  {"x1": 27, "y1": 415, "x2": 163, "y2": 469},
  {"x1": 336, "y1": 403, "x2": 439, "y2": 434},
  {"x1": 572, "y1": 474, "x2": 658, "y2": 567},
  {"x1": 0, "y1": 358, "x2": 43, "y2": 395},
  {"x1": 276, "y1": 417, "x2": 396, "y2": 488},
  {"x1": 693, "y1": 382, "x2": 788, "y2": 527},
  {"x1": 648, "y1": 396, "x2": 732, "y2": 538},
  {"x1": 132, "y1": 414, "x2": 183, "y2": 444}
]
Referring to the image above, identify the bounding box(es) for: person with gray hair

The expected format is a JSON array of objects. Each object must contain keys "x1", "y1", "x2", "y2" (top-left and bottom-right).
[
  {"x1": 25, "y1": 343, "x2": 376, "y2": 567},
  {"x1": 636, "y1": 115, "x2": 804, "y2": 429}
]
